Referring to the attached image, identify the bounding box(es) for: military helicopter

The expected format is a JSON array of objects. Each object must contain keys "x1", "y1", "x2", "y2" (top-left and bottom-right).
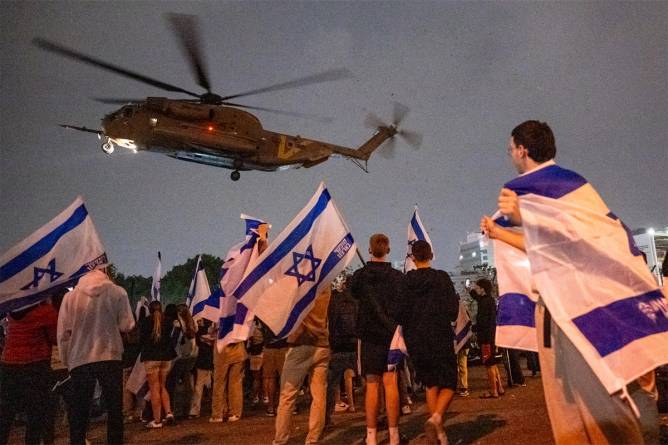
[{"x1": 33, "y1": 14, "x2": 421, "y2": 181}]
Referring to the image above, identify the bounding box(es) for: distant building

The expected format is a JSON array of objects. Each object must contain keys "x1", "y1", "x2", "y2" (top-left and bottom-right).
[
  {"x1": 633, "y1": 227, "x2": 667, "y2": 286},
  {"x1": 458, "y1": 232, "x2": 494, "y2": 273}
]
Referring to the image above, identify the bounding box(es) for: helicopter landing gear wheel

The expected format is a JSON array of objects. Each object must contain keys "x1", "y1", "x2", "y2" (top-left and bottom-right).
[
  {"x1": 231, "y1": 170, "x2": 241, "y2": 181},
  {"x1": 101, "y1": 141, "x2": 114, "y2": 155}
]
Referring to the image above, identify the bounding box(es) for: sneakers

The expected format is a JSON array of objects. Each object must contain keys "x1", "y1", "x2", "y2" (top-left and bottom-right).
[
  {"x1": 163, "y1": 413, "x2": 175, "y2": 425},
  {"x1": 208, "y1": 417, "x2": 224, "y2": 423},
  {"x1": 335, "y1": 402, "x2": 349, "y2": 412},
  {"x1": 227, "y1": 415, "x2": 241, "y2": 422},
  {"x1": 401, "y1": 405, "x2": 412, "y2": 415},
  {"x1": 457, "y1": 389, "x2": 470, "y2": 397},
  {"x1": 266, "y1": 408, "x2": 276, "y2": 417},
  {"x1": 145, "y1": 420, "x2": 163, "y2": 429},
  {"x1": 263, "y1": 396, "x2": 270, "y2": 404},
  {"x1": 252, "y1": 396, "x2": 260, "y2": 405}
]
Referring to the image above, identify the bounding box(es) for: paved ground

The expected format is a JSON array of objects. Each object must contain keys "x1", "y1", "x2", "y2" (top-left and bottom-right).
[{"x1": 9, "y1": 364, "x2": 668, "y2": 444}]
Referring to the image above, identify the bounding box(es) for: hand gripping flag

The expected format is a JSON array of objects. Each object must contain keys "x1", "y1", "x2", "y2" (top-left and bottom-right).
[
  {"x1": 453, "y1": 301, "x2": 473, "y2": 354},
  {"x1": 234, "y1": 182, "x2": 356, "y2": 339},
  {"x1": 404, "y1": 206, "x2": 433, "y2": 272},
  {"x1": 216, "y1": 215, "x2": 269, "y2": 350},
  {"x1": 150, "y1": 251, "x2": 161, "y2": 302},
  {"x1": 188, "y1": 256, "x2": 215, "y2": 322},
  {"x1": 504, "y1": 161, "x2": 668, "y2": 394},
  {"x1": 492, "y1": 212, "x2": 539, "y2": 352},
  {"x1": 0, "y1": 196, "x2": 108, "y2": 313}
]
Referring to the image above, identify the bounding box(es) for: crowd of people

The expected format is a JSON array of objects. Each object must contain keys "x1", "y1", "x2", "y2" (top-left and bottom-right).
[{"x1": 0, "y1": 120, "x2": 666, "y2": 445}]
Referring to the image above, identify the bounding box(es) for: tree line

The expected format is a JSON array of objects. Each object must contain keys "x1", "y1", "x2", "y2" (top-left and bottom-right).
[{"x1": 108, "y1": 254, "x2": 224, "y2": 307}]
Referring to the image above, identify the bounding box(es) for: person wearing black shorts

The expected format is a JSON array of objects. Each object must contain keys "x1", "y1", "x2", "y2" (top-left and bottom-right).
[
  {"x1": 350, "y1": 234, "x2": 404, "y2": 445},
  {"x1": 471, "y1": 278, "x2": 505, "y2": 399},
  {"x1": 399, "y1": 240, "x2": 459, "y2": 445}
]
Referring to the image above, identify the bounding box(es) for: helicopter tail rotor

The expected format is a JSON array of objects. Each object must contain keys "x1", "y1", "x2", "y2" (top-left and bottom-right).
[{"x1": 364, "y1": 102, "x2": 422, "y2": 158}]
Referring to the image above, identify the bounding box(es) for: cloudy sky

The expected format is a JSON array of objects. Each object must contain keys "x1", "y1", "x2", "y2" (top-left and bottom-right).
[{"x1": 2, "y1": 1, "x2": 667, "y2": 277}]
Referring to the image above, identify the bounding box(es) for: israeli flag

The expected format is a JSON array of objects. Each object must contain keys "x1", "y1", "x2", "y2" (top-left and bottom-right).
[
  {"x1": 453, "y1": 302, "x2": 473, "y2": 354},
  {"x1": 0, "y1": 196, "x2": 108, "y2": 313},
  {"x1": 504, "y1": 161, "x2": 668, "y2": 394},
  {"x1": 387, "y1": 325, "x2": 408, "y2": 371},
  {"x1": 492, "y1": 213, "x2": 539, "y2": 352},
  {"x1": 235, "y1": 182, "x2": 356, "y2": 339},
  {"x1": 150, "y1": 251, "x2": 161, "y2": 302},
  {"x1": 216, "y1": 215, "x2": 269, "y2": 349},
  {"x1": 404, "y1": 206, "x2": 433, "y2": 272},
  {"x1": 188, "y1": 256, "x2": 215, "y2": 322},
  {"x1": 185, "y1": 255, "x2": 202, "y2": 308}
]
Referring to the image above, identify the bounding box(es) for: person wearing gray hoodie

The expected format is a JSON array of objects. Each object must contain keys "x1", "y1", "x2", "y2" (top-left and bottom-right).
[{"x1": 57, "y1": 268, "x2": 135, "y2": 445}]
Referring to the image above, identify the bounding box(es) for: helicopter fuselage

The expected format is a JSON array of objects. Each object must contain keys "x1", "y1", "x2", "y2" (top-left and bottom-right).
[{"x1": 101, "y1": 98, "x2": 333, "y2": 172}]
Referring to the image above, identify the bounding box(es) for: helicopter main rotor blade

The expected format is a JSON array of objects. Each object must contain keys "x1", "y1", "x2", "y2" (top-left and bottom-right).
[
  {"x1": 33, "y1": 38, "x2": 202, "y2": 99},
  {"x1": 220, "y1": 68, "x2": 353, "y2": 102},
  {"x1": 93, "y1": 98, "x2": 143, "y2": 104},
  {"x1": 222, "y1": 102, "x2": 333, "y2": 123},
  {"x1": 166, "y1": 13, "x2": 211, "y2": 93}
]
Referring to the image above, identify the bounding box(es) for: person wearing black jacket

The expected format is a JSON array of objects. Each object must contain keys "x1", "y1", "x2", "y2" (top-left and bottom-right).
[
  {"x1": 471, "y1": 278, "x2": 505, "y2": 399},
  {"x1": 325, "y1": 275, "x2": 358, "y2": 426},
  {"x1": 399, "y1": 240, "x2": 459, "y2": 445},
  {"x1": 350, "y1": 234, "x2": 404, "y2": 445}
]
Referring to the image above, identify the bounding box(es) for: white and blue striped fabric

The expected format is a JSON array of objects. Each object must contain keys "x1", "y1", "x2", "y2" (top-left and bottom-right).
[
  {"x1": 454, "y1": 301, "x2": 473, "y2": 354},
  {"x1": 235, "y1": 182, "x2": 356, "y2": 339},
  {"x1": 492, "y1": 212, "x2": 539, "y2": 352},
  {"x1": 150, "y1": 251, "x2": 161, "y2": 302},
  {"x1": 185, "y1": 255, "x2": 202, "y2": 308},
  {"x1": 404, "y1": 207, "x2": 433, "y2": 273},
  {"x1": 387, "y1": 325, "x2": 408, "y2": 371},
  {"x1": 188, "y1": 256, "x2": 215, "y2": 322},
  {"x1": 505, "y1": 161, "x2": 668, "y2": 394},
  {"x1": 216, "y1": 214, "x2": 268, "y2": 350},
  {"x1": 0, "y1": 196, "x2": 108, "y2": 313},
  {"x1": 386, "y1": 207, "x2": 433, "y2": 370}
]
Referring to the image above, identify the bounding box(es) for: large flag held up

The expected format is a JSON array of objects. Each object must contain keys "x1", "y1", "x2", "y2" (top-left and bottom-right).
[
  {"x1": 216, "y1": 215, "x2": 269, "y2": 350},
  {"x1": 492, "y1": 212, "x2": 539, "y2": 352},
  {"x1": 150, "y1": 251, "x2": 161, "y2": 302},
  {"x1": 504, "y1": 161, "x2": 668, "y2": 394},
  {"x1": 404, "y1": 206, "x2": 433, "y2": 272},
  {"x1": 0, "y1": 196, "x2": 108, "y2": 313},
  {"x1": 188, "y1": 255, "x2": 215, "y2": 322},
  {"x1": 235, "y1": 182, "x2": 356, "y2": 339}
]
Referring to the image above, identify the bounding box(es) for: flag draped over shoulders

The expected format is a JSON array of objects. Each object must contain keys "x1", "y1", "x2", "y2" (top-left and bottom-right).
[
  {"x1": 0, "y1": 196, "x2": 108, "y2": 313},
  {"x1": 235, "y1": 182, "x2": 356, "y2": 339},
  {"x1": 493, "y1": 214, "x2": 539, "y2": 352},
  {"x1": 505, "y1": 162, "x2": 668, "y2": 394}
]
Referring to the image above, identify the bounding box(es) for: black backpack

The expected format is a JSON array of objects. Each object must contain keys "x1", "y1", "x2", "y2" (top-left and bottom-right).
[{"x1": 330, "y1": 295, "x2": 358, "y2": 348}]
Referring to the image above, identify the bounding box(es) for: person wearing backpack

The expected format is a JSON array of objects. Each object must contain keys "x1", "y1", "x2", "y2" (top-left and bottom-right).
[{"x1": 325, "y1": 274, "x2": 359, "y2": 426}]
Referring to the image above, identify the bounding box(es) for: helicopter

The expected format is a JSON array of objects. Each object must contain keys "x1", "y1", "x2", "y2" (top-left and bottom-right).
[{"x1": 33, "y1": 14, "x2": 421, "y2": 181}]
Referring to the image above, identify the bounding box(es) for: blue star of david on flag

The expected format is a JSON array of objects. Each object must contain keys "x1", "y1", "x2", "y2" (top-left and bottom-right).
[{"x1": 285, "y1": 245, "x2": 322, "y2": 286}]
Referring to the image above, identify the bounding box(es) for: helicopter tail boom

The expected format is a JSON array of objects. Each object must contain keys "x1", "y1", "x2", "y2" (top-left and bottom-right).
[{"x1": 330, "y1": 126, "x2": 397, "y2": 161}]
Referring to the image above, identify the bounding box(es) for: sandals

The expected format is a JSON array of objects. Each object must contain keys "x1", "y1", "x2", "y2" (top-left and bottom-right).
[{"x1": 479, "y1": 392, "x2": 499, "y2": 399}]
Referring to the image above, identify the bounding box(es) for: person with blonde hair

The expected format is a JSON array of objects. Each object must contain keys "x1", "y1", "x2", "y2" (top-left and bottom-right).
[{"x1": 139, "y1": 301, "x2": 177, "y2": 428}]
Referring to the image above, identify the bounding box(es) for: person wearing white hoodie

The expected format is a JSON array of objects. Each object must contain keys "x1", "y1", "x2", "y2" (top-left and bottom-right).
[{"x1": 58, "y1": 268, "x2": 135, "y2": 445}]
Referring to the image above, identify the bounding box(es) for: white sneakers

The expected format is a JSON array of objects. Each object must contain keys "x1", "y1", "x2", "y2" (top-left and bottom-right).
[
  {"x1": 228, "y1": 415, "x2": 241, "y2": 422},
  {"x1": 145, "y1": 420, "x2": 163, "y2": 429}
]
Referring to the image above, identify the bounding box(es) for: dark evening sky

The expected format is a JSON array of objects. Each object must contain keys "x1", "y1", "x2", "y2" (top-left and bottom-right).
[{"x1": 2, "y1": 1, "x2": 666, "y2": 277}]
